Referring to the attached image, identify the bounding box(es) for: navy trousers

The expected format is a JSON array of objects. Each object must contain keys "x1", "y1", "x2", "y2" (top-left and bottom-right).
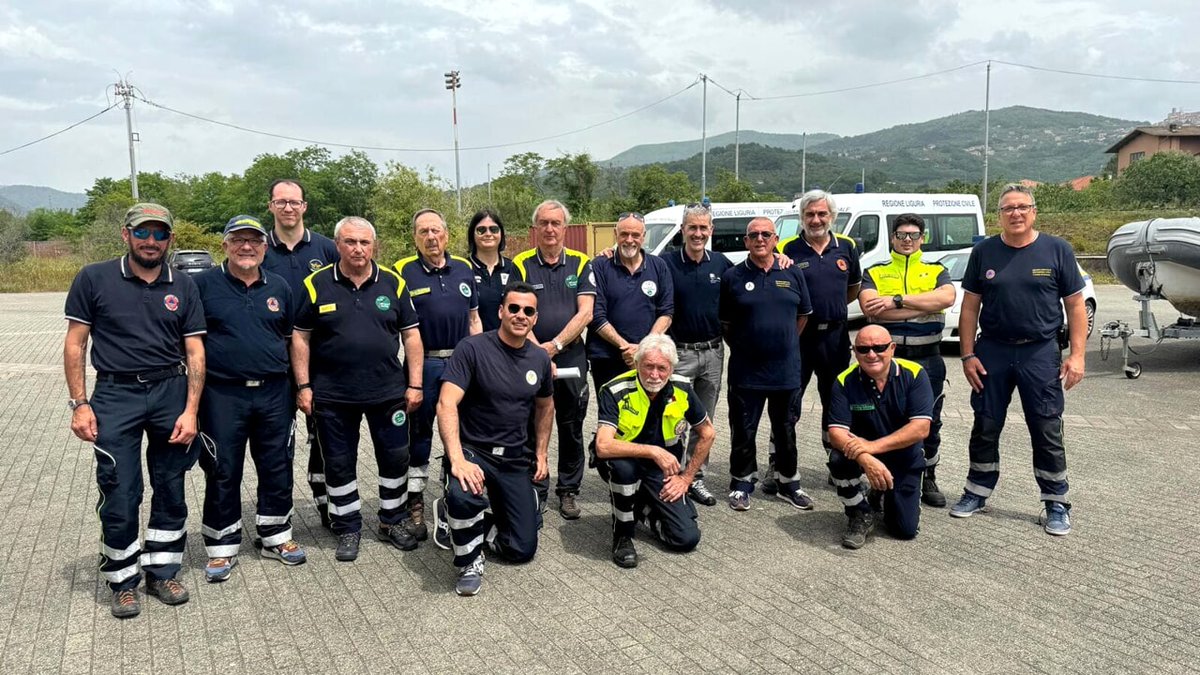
[
  {"x1": 597, "y1": 456, "x2": 700, "y2": 551},
  {"x1": 446, "y1": 447, "x2": 539, "y2": 568},
  {"x1": 828, "y1": 449, "x2": 922, "y2": 539}
]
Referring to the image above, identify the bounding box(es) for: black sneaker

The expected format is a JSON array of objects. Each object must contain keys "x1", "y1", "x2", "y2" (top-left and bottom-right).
[
  {"x1": 432, "y1": 497, "x2": 452, "y2": 551},
  {"x1": 335, "y1": 531, "x2": 361, "y2": 561},
  {"x1": 379, "y1": 523, "x2": 419, "y2": 551},
  {"x1": 761, "y1": 475, "x2": 778, "y2": 496},
  {"x1": 145, "y1": 576, "x2": 190, "y2": 605},
  {"x1": 687, "y1": 478, "x2": 718, "y2": 506},
  {"x1": 921, "y1": 471, "x2": 947, "y2": 508},
  {"x1": 841, "y1": 510, "x2": 876, "y2": 549},
  {"x1": 110, "y1": 588, "x2": 141, "y2": 618},
  {"x1": 612, "y1": 535, "x2": 638, "y2": 568}
]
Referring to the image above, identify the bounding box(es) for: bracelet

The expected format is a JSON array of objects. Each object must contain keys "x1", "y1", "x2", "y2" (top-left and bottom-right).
[
  {"x1": 296, "y1": 383, "x2": 312, "y2": 390},
  {"x1": 960, "y1": 354, "x2": 978, "y2": 362},
  {"x1": 408, "y1": 385, "x2": 423, "y2": 390}
]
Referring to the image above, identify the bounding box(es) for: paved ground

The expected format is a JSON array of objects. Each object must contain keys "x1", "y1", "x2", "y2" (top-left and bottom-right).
[{"x1": 0, "y1": 285, "x2": 1197, "y2": 674}]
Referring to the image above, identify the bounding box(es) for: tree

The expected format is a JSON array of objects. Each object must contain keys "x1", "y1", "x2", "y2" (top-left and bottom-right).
[
  {"x1": 626, "y1": 165, "x2": 697, "y2": 212},
  {"x1": 25, "y1": 208, "x2": 80, "y2": 240},
  {"x1": 0, "y1": 210, "x2": 29, "y2": 264},
  {"x1": 708, "y1": 169, "x2": 778, "y2": 202},
  {"x1": 1115, "y1": 151, "x2": 1200, "y2": 207},
  {"x1": 544, "y1": 152, "x2": 598, "y2": 218},
  {"x1": 369, "y1": 162, "x2": 456, "y2": 261}
]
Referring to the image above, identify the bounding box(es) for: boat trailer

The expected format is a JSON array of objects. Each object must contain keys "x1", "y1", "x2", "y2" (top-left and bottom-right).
[{"x1": 1100, "y1": 293, "x2": 1200, "y2": 379}]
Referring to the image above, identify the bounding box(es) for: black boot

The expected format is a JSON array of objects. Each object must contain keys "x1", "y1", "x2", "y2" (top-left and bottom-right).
[
  {"x1": 922, "y1": 467, "x2": 947, "y2": 508},
  {"x1": 612, "y1": 534, "x2": 638, "y2": 568}
]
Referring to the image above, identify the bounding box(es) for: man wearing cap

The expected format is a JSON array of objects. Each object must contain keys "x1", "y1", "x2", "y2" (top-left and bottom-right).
[
  {"x1": 394, "y1": 208, "x2": 481, "y2": 542},
  {"x1": 64, "y1": 203, "x2": 206, "y2": 618},
  {"x1": 260, "y1": 178, "x2": 340, "y2": 528},
  {"x1": 194, "y1": 215, "x2": 306, "y2": 583},
  {"x1": 292, "y1": 216, "x2": 424, "y2": 561}
]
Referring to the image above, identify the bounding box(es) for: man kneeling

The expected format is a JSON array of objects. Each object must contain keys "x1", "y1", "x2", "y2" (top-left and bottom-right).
[
  {"x1": 435, "y1": 282, "x2": 554, "y2": 596},
  {"x1": 827, "y1": 325, "x2": 933, "y2": 549},
  {"x1": 595, "y1": 334, "x2": 715, "y2": 568}
]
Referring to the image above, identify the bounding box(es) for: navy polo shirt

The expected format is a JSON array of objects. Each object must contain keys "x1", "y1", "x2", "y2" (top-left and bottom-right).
[
  {"x1": 962, "y1": 233, "x2": 1084, "y2": 343},
  {"x1": 587, "y1": 253, "x2": 674, "y2": 361},
  {"x1": 194, "y1": 262, "x2": 294, "y2": 381},
  {"x1": 719, "y1": 259, "x2": 813, "y2": 390},
  {"x1": 261, "y1": 227, "x2": 340, "y2": 299},
  {"x1": 394, "y1": 254, "x2": 479, "y2": 352},
  {"x1": 470, "y1": 255, "x2": 519, "y2": 332},
  {"x1": 661, "y1": 249, "x2": 733, "y2": 344},
  {"x1": 597, "y1": 378, "x2": 708, "y2": 454},
  {"x1": 828, "y1": 358, "x2": 934, "y2": 470},
  {"x1": 512, "y1": 247, "x2": 596, "y2": 348},
  {"x1": 294, "y1": 261, "x2": 420, "y2": 405},
  {"x1": 441, "y1": 331, "x2": 553, "y2": 449},
  {"x1": 778, "y1": 232, "x2": 861, "y2": 323},
  {"x1": 64, "y1": 255, "x2": 207, "y2": 373}
]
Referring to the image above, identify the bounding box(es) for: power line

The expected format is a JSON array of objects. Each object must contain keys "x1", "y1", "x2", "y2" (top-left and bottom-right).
[
  {"x1": 0, "y1": 102, "x2": 120, "y2": 157},
  {"x1": 749, "y1": 60, "x2": 990, "y2": 100},
  {"x1": 133, "y1": 77, "x2": 701, "y2": 154},
  {"x1": 993, "y1": 59, "x2": 1200, "y2": 85}
]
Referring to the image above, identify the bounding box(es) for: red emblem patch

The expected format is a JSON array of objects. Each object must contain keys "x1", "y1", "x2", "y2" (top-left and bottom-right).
[
  {"x1": 267, "y1": 297, "x2": 280, "y2": 312},
  {"x1": 163, "y1": 294, "x2": 180, "y2": 312},
  {"x1": 836, "y1": 259, "x2": 848, "y2": 272}
]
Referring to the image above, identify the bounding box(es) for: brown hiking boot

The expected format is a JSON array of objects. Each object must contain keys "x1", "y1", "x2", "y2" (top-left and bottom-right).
[
  {"x1": 110, "y1": 588, "x2": 141, "y2": 618},
  {"x1": 559, "y1": 493, "x2": 581, "y2": 520},
  {"x1": 146, "y1": 576, "x2": 190, "y2": 605},
  {"x1": 402, "y1": 493, "x2": 429, "y2": 541}
]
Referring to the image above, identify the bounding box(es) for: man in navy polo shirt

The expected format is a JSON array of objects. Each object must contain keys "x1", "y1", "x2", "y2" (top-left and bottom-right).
[
  {"x1": 513, "y1": 200, "x2": 596, "y2": 520},
  {"x1": 195, "y1": 215, "x2": 306, "y2": 584},
  {"x1": 764, "y1": 190, "x2": 861, "y2": 496},
  {"x1": 432, "y1": 281, "x2": 554, "y2": 596},
  {"x1": 720, "y1": 217, "x2": 814, "y2": 512},
  {"x1": 588, "y1": 212, "x2": 674, "y2": 390},
  {"x1": 660, "y1": 203, "x2": 732, "y2": 507},
  {"x1": 394, "y1": 208, "x2": 481, "y2": 542},
  {"x1": 951, "y1": 184, "x2": 1087, "y2": 536},
  {"x1": 260, "y1": 178, "x2": 340, "y2": 528},
  {"x1": 291, "y1": 216, "x2": 425, "y2": 561},
  {"x1": 828, "y1": 325, "x2": 934, "y2": 549},
  {"x1": 64, "y1": 203, "x2": 206, "y2": 618}
]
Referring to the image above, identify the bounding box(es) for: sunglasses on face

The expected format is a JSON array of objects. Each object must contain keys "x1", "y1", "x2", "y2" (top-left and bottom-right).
[
  {"x1": 893, "y1": 231, "x2": 923, "y2": 241},
  {"x1": 129, "y1": 227, "x2": 170, "y2": 242},
  {"x1": 617, "y1": 212, "x2": 645, "y2": 222},
  {"x1": 854, "y1": 343, "x2": 893, "y2": 355},
  {"x1": 506, "y1": 303, "x2": 537, "y2": 317},
  {"x1": 745, "y1": 231, "x2": 775, "y2": 240},
  {"x1": 475, "y1": 225, "x2": 501, "y2": 235}
]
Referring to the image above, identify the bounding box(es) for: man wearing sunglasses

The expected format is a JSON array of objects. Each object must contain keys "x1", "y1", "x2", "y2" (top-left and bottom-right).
[
  {"x1": 394, "y1": 209, "x2": 482, "y2": 542},
  {"x1": 194, "y1": 216, "x2": 306, "y2": 583},
  {"x1": 260, "y1": 179, "x2": 340, "y2": 530},
  {"x1": 951, "y1": 184, "x2": 1086, "y2": 536},
  {"x1": 64, "y1": 203, "x2": 207, "y2": 618},
  {"x1": 433, "y1": 282, "x2": 554, "y2": 596},
  {"x1": 720, "y1": 217, "x2": 813, "y2": 512},
  {"x1": 858, "y1": 214, "x2": 955, "y2": 508},
  {"x1": 827, "y1": 325, "x2": 934, "y2": 549},
  {"x1": 587, "y1": 211, "x2": 674, "y2": 392}
]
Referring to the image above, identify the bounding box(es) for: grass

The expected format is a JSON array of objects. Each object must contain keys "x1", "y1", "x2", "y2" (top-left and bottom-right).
[{"x1": 0, "y1": 256, "x2": 86, "y2": 293}]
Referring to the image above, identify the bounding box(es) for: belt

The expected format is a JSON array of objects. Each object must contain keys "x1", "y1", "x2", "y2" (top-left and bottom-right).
[
  {"x1": 209, "y1": 374, "x2": 287, "y2": 387},
  {"x1": 986, "y1": 336, "x2": 1041, "y2": 345},
  {"x1": 464, "y1": 442, "x2": 525, "y2": 459},
  {"x1": 894, "y1": 343, "x2": 942, "y2": 357},
  {"x1": 677, "y1": 337, "x2": 722, "y2": 351},
  {"x1": 893, "y1": 333, "x2": 942, "y2": 346},
  {"x1": 812, "y1": 321, "x2": 845, "y2": 331},
  {"x1": 98, "y1": 363, "x2": 187, "y2": 385},
  {"x1": 425, "y1": 349, "x2": 454, "y2": 358}
]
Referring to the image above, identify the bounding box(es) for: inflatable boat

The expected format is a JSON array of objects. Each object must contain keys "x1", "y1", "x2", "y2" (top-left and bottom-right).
[{"x1": 1107, "y1": 217, "x2": 1200, "y2": 316}]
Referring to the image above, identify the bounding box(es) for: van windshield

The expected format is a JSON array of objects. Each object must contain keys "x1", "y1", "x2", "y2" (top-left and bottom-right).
[
  {"x1": 774, "y1": 212, "x2": 850, "y2": 240},
  {"x1": 645, "y1": 221, "x2": 677, "y2": 253}
]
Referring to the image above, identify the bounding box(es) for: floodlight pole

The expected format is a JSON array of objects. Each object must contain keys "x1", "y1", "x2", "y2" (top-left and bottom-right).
[{"x1": 445, "y1": 70, "x2": 463, "y2": 213}]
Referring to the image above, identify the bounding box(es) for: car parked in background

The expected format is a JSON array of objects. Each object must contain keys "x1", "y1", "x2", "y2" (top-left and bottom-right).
[
  {"x1": 940, "y1": 250, "x2": 1096, "y2": 348},
  {"x1": 169, "y1": 250, "x2": 216, "y2": 275}
]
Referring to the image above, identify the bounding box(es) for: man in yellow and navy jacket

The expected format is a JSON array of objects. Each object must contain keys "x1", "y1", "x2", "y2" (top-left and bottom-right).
[
  {"x1": 594, "y1": 335, "x2": 715, "y2": 569},
  {"x1": 858, "y1": 213, "x2": 955, "y2": 507}
]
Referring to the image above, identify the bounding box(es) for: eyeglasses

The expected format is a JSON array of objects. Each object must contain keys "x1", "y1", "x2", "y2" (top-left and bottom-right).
[
  {"x1": 128, "y1": 227, "x2": 170, "y2": 242},
  {"x1": 270, "y1": 199, "x2": 306, "y2": 209},
  {"x1": 506, "y1": 303, "x2": 537, "y2": 317},
  {"x1": 617, "y1": 212, "x2": 645, "y2": 222},
  {"x1": 892, "y1": 231, "x2": 923, "y2": 241},
  {"x1": 854, "y1": 343, "x2": 893, "y2": 354},
  {"x1": 475, "y1": 225, "x2": 501, "y2": 235},
  {"x1": 745, "y1": 231, "x2": 775, "y2": 240},
  {"x1": 228, "y1": 237, "x2": 266, "y2": 247},
  {"x1": 999, "y1": 204, "x2": 1034, "y2": 215}
]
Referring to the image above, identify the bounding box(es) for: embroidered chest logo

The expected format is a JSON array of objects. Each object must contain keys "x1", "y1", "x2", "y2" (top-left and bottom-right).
[
  {"x1": 309, "y1": 259, "x2": 323, "y2": 271},
  {"x1": 641, "y1": 280, "x2": 657, "y2": 297},
  {"x1": 836, "y1": 259, "x2": 848, "y2": 272},
  {"x1": 985, "y1": 269, "x2": 996, "y2": 280},
  {"x1": 565, "y1": 274, "x2": 579, "y2": 289},
  {"x1": 266, "y1": 297, "x2": 280, "y2": 312},
  {"x1": 526, "y1": 370, "x2": 538, "y2": 385},
  {"x1": 163, "y1": 294, "x2": 179, "y2": 312},
  {"x1": 375, "y1": 295, "x2": 392, "y2": 311},
  {"x1": 459, "y1": 282, "x2": 472, "y2": 298}
]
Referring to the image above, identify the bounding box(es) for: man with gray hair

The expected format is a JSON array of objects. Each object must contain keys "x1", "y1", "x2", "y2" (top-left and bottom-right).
[{"x1": 594, "y1": 334, "x2": 715, "y2": 568}]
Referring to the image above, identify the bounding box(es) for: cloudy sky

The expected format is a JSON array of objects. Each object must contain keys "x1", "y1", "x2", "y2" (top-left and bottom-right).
[{"x1": 1, "y1": 0, "x2": 1197, "y2": 193}]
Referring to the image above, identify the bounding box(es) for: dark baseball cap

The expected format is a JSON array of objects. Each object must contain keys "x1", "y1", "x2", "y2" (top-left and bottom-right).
[
  {"x1": 124, "y1": 203, "x2": 174, "y2": 230},
  {"x1": 223, "y1": 215, "x2": 268, "y2": 237}
]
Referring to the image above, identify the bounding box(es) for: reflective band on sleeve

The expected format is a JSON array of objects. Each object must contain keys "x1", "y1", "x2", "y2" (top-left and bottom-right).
[{"x1": 326, "y1": 481, "x2": 358, "y2": 497}]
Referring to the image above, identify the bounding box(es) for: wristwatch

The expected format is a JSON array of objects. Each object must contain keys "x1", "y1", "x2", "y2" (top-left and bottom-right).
[
  {"x1": 552, "y1": 338, "x2": 564, "y2": 352},
  {"x1": 67, "y1": 398, "x2": 89, "y2": 410},
  {"x1": 892, "y1": 294, "x2": 904, "y2": 309}
]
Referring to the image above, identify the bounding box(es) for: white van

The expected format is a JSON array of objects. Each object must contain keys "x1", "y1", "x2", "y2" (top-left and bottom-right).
[
  {"x1": 774, "y1": 193, "x2": 985, "y2": 319},
  {"x1": 644, "y1": 202, "x2": 793, "y2": 263}
]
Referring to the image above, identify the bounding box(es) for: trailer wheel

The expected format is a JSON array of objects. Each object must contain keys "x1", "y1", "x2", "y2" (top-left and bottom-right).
[{"x1": 1124, "y1": 363, "x2": 1142, "y2": 379}]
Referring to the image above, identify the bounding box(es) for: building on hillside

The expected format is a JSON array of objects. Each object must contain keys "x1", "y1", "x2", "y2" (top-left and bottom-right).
[
  {"x1": 1068, "y1": 176, "x2": 1095, "y2": 191},
  {"x1": 1106, "y1": 109, "x2": 1200, "y2": 176}
]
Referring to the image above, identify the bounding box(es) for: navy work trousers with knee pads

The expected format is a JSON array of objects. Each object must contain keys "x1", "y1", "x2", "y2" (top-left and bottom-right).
[
  {"x1": 828, "y1": 449, "x2": 922, "y2": 540},
  {"x1": 446, "y1": 447, "x2": 540, "y2": 568},
  {"x1": 91, "y1": 375, "x2": 197, "y2": 591},
  {"x1": 597, "y1": 457, "x2": 700, "y2": 552},
  {"x1": 894, "y1": 346, "x2": 947, "y2": 469},
  {"x1": 198, "y1": 377, "x2": 295, "y2": 557},
  {"x1": 312, "y1": 399, "x2": 412, "y2": 535}
]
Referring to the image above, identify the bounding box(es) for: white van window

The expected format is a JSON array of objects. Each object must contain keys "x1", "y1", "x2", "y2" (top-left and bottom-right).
[
  {"x1": 884, "y1": 213, "x2": 979, "y2": 252},
  {"x1": 713, "y1": 217, "x2": 758, "y2": 253},
  {"x1": 776, "y1": 212, "x2": 849, "y2": 241},
  {"x1": 645, "y1": 222, "x2": 678, "y2": 253},
  {"x1": 848, "y1": 215, "x2": 880, "y2": 253}
]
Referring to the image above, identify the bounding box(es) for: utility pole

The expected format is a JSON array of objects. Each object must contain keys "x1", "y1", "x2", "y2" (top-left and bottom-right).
[
  {"x1": 801, "y1": 132, "x2": 807, "y2": 193},
  {"x1": 445, "y1": 70, "x2": 463, "y2": 213},
  {"x1": 487, "y1": 162, "x2": 492, "y2": 205},
  {"x1": 734, "y1": 91, "x2": 741, "y2": 181},
  {"x1": 700, "y1": 74, "x2": 708, "y2": 199},
  {"x1": 114, "y1": 78, "x2": 139, "y2": 200},
  {"x1": 982, "y1": 60, "x2": 992, "y2": 211}
]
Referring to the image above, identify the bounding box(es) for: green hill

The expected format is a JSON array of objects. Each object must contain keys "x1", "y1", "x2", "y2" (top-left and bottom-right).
[
  {"x1": 603, "y1": 130, "x2": 840, "y2": 168},
  {"x1": 0, "y1": 185, "x2": 88, "y2": 215}
]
